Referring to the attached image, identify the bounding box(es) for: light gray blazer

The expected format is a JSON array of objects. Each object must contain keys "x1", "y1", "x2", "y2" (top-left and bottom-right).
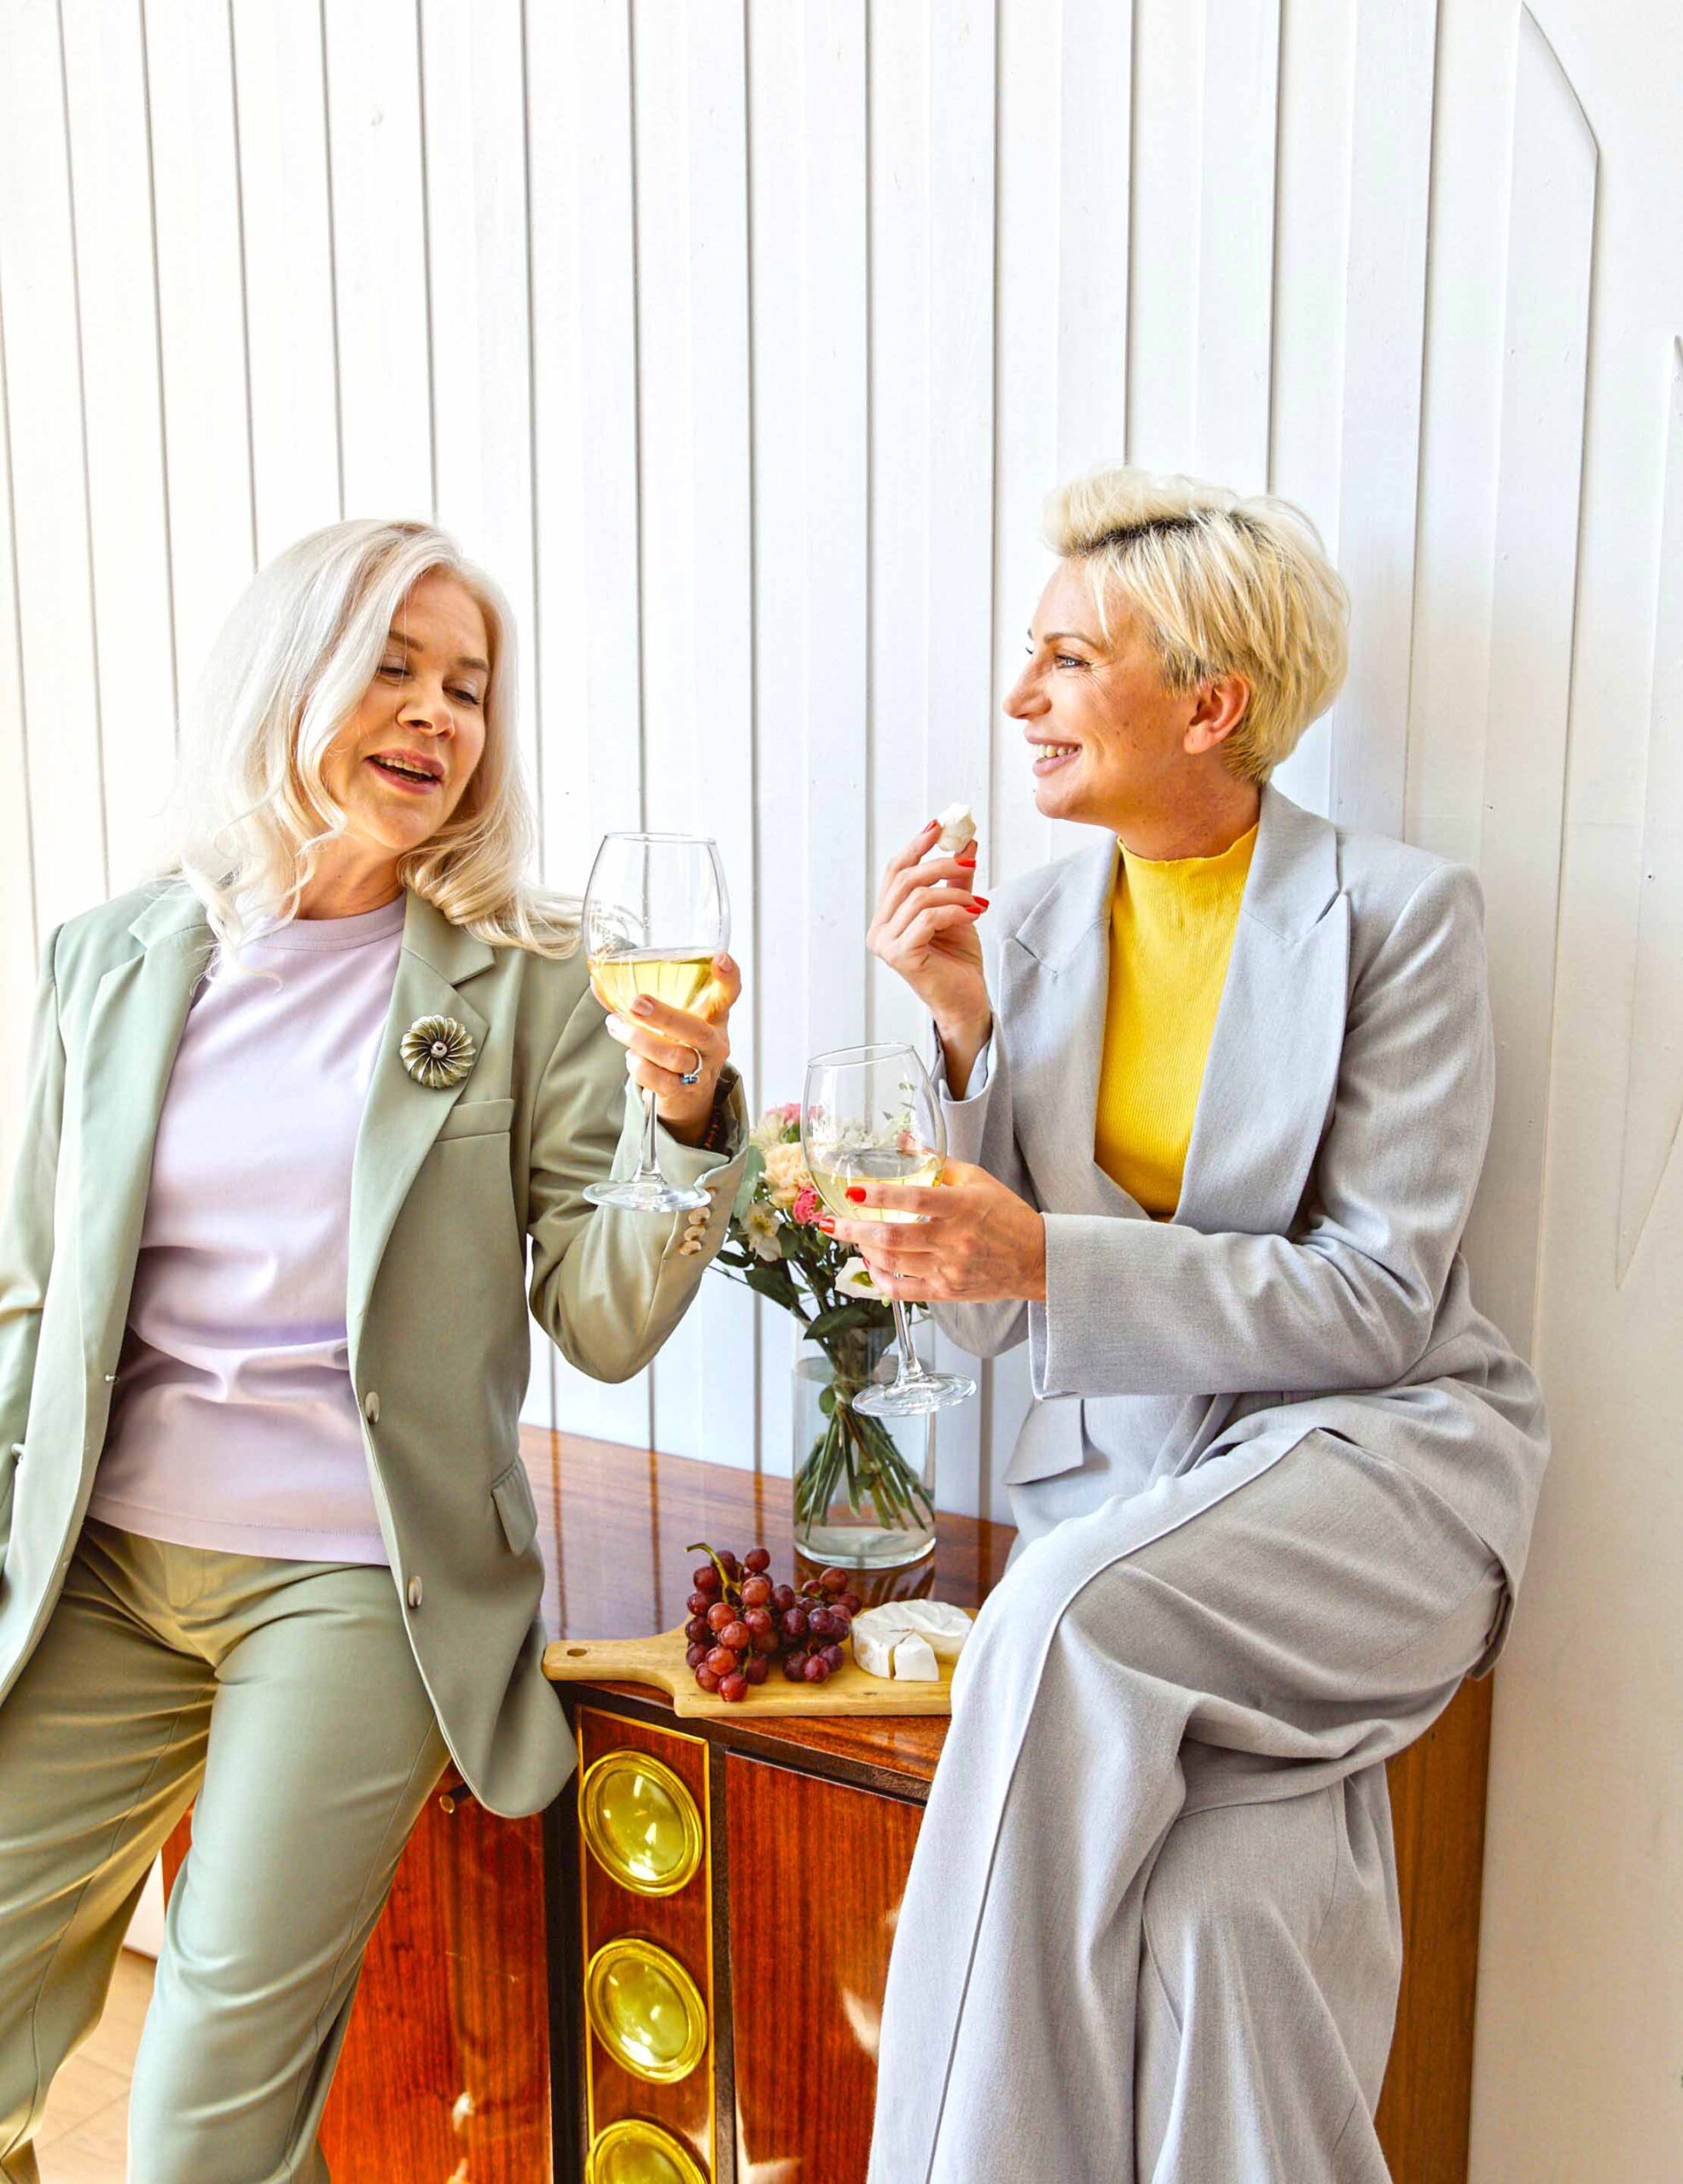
[{"x1": 935, "y1": 786, "x2": 1547, "y2": 1670}]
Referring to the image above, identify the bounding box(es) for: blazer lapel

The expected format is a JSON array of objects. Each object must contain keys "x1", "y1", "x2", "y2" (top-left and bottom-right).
[
  {"x1": 1172, "y1": 786, "x2": 1349, "y2": 1237},
  {"x1": 344, "y1": 888, "x2": 494, "y2": 1355},
  {"x1": 77, "y1": 886, "x2": 217, "y2": 1375},
  {"x1": 1006, "y1": 835, "x2": 1149, "y2": 1221}
]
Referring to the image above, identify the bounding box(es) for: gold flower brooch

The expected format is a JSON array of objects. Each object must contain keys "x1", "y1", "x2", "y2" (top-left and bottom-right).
[{"x1": 400, "y1": 1014, "x2": 477, "y2": 1090}]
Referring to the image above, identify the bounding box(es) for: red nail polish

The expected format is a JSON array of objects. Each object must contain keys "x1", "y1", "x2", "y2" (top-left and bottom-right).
[
  {"x1": 967, "y1": 897, "x2": 989, "y2": 912},
  {"x1": 845, "y1": 1187, "x2": 867, "y2": 1204},
  {"x1": 957, "y1": 853, "x2": 978, "y2": 867},
  {"x1": 817, "y1": 1216, "x2": 835, "y2": 1234}
]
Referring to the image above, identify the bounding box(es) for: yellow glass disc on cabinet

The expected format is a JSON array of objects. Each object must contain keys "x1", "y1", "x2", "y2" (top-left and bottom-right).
[
  {"x1": 584, "y1": 1938, "x2": 708, "y2": 2083},
  {"x1": 581, "y1": 1751, "x2": 704, "y2": 1896},
  {"x1": 586, "y1": 2117, "x2": 707, "y2": 2184}
]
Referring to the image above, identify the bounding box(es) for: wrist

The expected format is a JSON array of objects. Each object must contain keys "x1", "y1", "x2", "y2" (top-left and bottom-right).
[{"x1": 934, "y1": 1010, "x2": 992, "y2": 1101}]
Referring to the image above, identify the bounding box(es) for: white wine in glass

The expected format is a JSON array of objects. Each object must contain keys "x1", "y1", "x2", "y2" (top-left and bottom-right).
[
  {"x1": 583, "y1": 834, "x2": 728, "y2": 1215},
  {"x1": 802, "y1": 1042, "x2": 978, "y2": 1418}
]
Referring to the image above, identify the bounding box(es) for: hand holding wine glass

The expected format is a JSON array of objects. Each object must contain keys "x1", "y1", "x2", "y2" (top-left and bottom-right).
[
  {"x1": 583, "y1": 832, "x2": 733, "y2": 1213},
  {"x1": 801, "y1": 1043, "x2": 977, "y2": 1418}
]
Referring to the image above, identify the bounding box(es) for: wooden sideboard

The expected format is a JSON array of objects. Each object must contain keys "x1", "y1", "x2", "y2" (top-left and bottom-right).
[{"x1": 162, "y1": 1427, "x2": 1493, "y2": 2180}]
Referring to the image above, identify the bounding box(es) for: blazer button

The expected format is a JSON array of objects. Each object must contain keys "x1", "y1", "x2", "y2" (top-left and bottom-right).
[
  {"x1": 407, "y1": 1575, "x2": 423, "y2": 1610},
  {"x1": 364, "y1": 1391, "x2": 380, "y2": 1423},
  {"x1": 102, "y1": 1372, "x2": 118, "y2": 1384},
  {"x1": 677, "y1": 1239, "x2": 703, "y2": 1257}
]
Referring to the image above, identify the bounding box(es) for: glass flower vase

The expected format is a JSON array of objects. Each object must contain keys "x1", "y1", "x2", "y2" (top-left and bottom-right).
[{"x1": 792, "y1": 1324, "x2": 937, "y2": 1568}]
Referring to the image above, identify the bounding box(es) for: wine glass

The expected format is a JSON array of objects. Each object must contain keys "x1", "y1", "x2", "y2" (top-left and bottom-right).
[
  {"x1": 583, "y1": 832, "x2": 728, "y2": 1214},
  {"x1": 802, "y1": 1042, "x2": 978, "y2": 1416}
]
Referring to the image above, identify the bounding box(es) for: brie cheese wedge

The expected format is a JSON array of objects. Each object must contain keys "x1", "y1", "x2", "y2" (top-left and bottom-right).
[
  {"x1": 933, "y1": 801, "x2": 977, "y2": 855},
  {"x1": 850, "y1": 1601, "x2": 972, "y2": 1682}
]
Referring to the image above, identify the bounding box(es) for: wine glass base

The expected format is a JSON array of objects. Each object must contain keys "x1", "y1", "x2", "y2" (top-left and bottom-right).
[
  {"x1": 583, "y1": 1176, "x2": 710, "y2": 1215},
  {"x1": 853, "y1": 1372, "x2": 978, "y2": 1419}
]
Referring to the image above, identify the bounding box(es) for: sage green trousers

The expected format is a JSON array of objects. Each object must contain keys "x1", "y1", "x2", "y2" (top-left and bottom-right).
[{"x1": 0, "y1": 1519, "x2": 450, "y2": 2183}]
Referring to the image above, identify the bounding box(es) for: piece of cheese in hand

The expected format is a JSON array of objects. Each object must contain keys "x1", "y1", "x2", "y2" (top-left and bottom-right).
[
  {"x1": 850, "y1": 1602, "x2": 966, "y2": 1682},
  {"x1": 933, "y1": 801, "x2": 976, "y2": 855}
]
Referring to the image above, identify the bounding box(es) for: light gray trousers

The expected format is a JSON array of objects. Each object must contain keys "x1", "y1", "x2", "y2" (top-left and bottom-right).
[
  {"x1": 868, "y1": 1431, "x2": 1505, "y2": 2184},
  {"x1": 0, "y1": 1519, "x2": 449, "y2": 2184}
]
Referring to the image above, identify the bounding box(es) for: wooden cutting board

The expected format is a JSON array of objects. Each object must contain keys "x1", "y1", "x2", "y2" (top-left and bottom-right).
[{"x1": 543, "y1": 1623, "x2": 961, "y2": 1720}]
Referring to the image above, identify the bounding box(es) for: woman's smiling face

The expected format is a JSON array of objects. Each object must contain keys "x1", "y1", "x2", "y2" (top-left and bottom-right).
[
  {"x1": 319, "y1": 571, "x2": 490, "y2": 859},
  {"x1": 1003, "y1": 559, "x2": 1198, "y2": 831}
]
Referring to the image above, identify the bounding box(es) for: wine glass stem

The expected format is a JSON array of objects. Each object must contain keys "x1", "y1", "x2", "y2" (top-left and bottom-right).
[
  {"x1": 633, "y1": 1084, "x2": 662, "y2": 1182},
  {"x1": 891, "y1": 1298, "x2": 928, "y2": 1385}
]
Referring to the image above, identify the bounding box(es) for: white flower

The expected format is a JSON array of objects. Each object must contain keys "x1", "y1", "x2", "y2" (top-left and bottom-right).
[
  {"x1": 743, "y1": 1204, "x2": 783, "y2": 1263},
  {"x1": 835, "y1": 1256, "x2": 885, "y2": 1301}
]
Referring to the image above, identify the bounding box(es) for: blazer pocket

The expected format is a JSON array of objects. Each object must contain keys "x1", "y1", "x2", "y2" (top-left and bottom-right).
[
  {"x1": 438, "y1": 1095, "x2": 516, "y2": 1143},
  {"x1": 490, "y1": 1457, "x2": 539, "y2": 1556}
]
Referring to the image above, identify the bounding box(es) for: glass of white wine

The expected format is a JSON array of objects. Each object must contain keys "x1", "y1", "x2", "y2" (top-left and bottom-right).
[
  {"x1": 583, "y1": 831, "x2": 728, "y2": 1215},
  {"x1": 802, "y1": 1042, "x2": 978, "y2": 1417}
]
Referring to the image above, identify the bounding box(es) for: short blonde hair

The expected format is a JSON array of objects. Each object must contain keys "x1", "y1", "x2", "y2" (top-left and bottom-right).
[
  {"x1": 1043, "y1": 465, "x2": 1349, "y2": 781},
  {"x1": 165, "y1": 518, "x2": 579, "y2": 959}
]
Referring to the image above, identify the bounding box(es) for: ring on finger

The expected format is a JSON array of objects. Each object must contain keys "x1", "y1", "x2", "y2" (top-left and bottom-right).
[{"x1": 676, "y1": 1041, "x2": 705, "y2": 1087}]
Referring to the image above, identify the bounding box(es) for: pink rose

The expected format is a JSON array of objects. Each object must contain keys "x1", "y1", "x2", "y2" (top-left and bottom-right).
[{"x1": 792, "y1": 1186, "x2": 821, "y2": 1225}]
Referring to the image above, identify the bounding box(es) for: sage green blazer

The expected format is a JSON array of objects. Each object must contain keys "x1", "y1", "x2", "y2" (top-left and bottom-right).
[{"x1": 0, "y1": 880, "x2": 747, "y2": 1816}]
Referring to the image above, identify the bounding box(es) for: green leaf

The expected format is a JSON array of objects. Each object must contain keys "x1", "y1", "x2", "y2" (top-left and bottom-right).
[
  {"x1": 730, "y1": 1144, "x2": 766, "y2": 1220},
  {"x1": 743, "y1": 1262, "x2": 798, "y2": 1308},
  {"x1": 806, "y1": 1300, "x2": 877, "y2": 1342}
]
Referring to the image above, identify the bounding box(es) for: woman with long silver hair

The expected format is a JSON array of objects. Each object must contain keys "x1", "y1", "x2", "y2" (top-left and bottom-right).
[
  {"x1": 0, "y1": 520, "x2": 746, "y2": 2180},
  {"x1": 833, "y1": 466, "x2": 1547, "y2": 2181}
]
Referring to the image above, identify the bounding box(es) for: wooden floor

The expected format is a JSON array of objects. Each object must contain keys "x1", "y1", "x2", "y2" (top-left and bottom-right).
[{"x1": 32, "y1": 1951, "x2": 152, "y2": 2183}]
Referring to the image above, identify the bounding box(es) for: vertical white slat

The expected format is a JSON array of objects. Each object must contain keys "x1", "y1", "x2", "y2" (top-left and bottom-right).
[
  {"x1": 59, "y1": 0, "x2": 177, "y2": 894},
  {"x1": 803, "y1": 1, "x2": 871, "y2": 1053},
  {"x1": 419, "y1": 0, "x2": 536, "y2": 775},
  {"x1": 0, "y1": 312, "x2": 37, "y2": 1168},
  {"x1": 866, "y1": 0, "x2": 931, "y2": 1060},
  {"x1": 230, "y1": 0, "x2": 341, "y2": 560},
  {"x1": 143, "y1": 0, "x2": 256, "y2": 694},
  {"x1": 630, "y1": 0, "x2": 702, "y2": 1464},
  {"x1": 322, "y1": 0, "x2": 432, "y2": 520},
  {"x1": 1322, "y1": 0, "x2": 1435, "y2": 839},
  {"x1": 746, "y1": 0, "x2": 810, "y2": 1472},
  {"x1": 925, "y1": 0, "x2": 998, "y2": 1520},
  {"x1": 0, "y1": 0, "x2": 107, "y2": 936},
  {"x1": 1615, "y1": 342, "x2": 1683, "y2": 1286},
  {"x1": 990, "y1": 0, "x2": 1061, "y2": 892},
  {"x1": 1402, "y1": 0, "x2": 1513, "y2": 873},
  {"x1": 1461, "y1": 8, "x2": 1597, "y2": 1359},
  {"x1": 1125, "y1": 0, "x2": 1202, "y2": 472},
  {"x1": 538, "y1": 0, "x2": 653, "y2": 1454},
  {"x1": 682, "y1": 2, "x2": 758, "y2": 1470},
  {"x1": 528, "y1": 0, "x2": 645, "y2": 885},
  {"x1": 1193, "y1": 0, "x2": 1279, "y2": 492},
  {"x1": 1054, "y1": 0, "x2": 1131, "y2": 479},
  {"x1": 1265, "y1": 0, "x2": 1355, "y2": 821}
]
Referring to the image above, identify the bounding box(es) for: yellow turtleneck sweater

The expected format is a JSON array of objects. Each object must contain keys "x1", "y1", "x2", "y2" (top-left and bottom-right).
[{"x1": 1093, "y1": 820, "x2": 1259, "y2": 1218}]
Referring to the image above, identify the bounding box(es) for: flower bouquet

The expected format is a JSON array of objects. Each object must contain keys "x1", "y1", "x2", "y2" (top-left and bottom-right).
[{"x1": 713, "y1": 1105, "x2": 937, "y2": 1563}]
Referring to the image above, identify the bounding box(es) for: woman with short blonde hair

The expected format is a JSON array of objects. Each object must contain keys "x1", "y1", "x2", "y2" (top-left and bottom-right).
[
  {"x1": 0, "y1": 518, "x2": 746, "y2": 2179},
  {"x1": 839, "y1": 464, "x2": 1547, "y2": 2181}
]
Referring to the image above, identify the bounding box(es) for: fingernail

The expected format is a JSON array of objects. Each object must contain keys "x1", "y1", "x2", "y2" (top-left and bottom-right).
[
  {"x1": 970, "y1": 896, "x2": 990, "y2": 911},
  {"x1": 817, "y1": 1217, "x2": 836, "y2": 1234},
  {"x1": 922, "y1": 818, "x2": 940, "y2": 834},
  {"x1": 631, "y1": 996, "x2": 654, "y2": 1016},
  {"x1": 845, "y1": 1187, "x2": 867, "y2": 1204}
]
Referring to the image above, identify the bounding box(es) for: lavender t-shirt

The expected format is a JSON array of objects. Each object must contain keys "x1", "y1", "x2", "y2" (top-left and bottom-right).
[{"x1": 89, "y1": 892, "x2": 408, "y2": 1562}]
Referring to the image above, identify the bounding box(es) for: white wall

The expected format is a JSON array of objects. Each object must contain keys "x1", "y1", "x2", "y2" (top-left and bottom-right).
[{"x1": 0, "y1": 2, "x2": 1676, "y2": 2171}]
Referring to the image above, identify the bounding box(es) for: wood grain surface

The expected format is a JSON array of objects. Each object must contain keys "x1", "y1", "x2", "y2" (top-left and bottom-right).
[
  {"x1": 725, "y1": 1751, "x2": 925, "y2": 2184},
  {"x1": 544, "y1": 1623, "x2": 960, "y2": 1719}
]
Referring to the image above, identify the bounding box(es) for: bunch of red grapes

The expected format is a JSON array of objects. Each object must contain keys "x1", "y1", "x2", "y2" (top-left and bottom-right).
[{"x1": 683, "y1": 1541, "x2": 864, "y2": 1702}]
